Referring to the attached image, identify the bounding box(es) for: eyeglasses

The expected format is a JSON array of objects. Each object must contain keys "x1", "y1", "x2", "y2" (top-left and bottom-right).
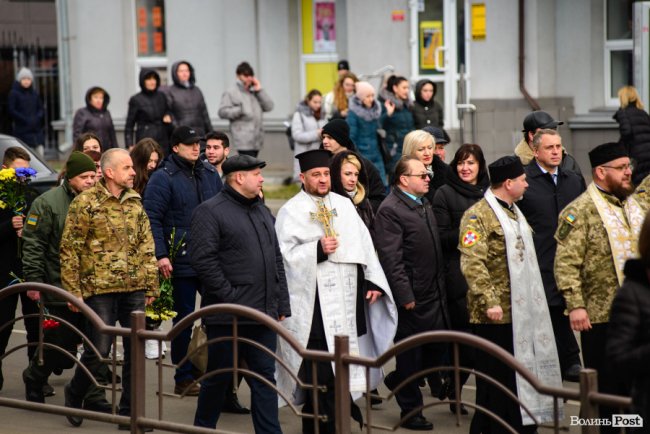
[
  {"x1": 602, "y1": 164, "x2": 633, "y2": 171},
  {"x1": 404, "y1": 173, "x2": 429, "y2": 180}
]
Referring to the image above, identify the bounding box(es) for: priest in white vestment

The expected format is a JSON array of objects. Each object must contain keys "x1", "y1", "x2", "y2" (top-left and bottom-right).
[{"x1": 275, "y1": 149, "x2": 397, "y2": 433}]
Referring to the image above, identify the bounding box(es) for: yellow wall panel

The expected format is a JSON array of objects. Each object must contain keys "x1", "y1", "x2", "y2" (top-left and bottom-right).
[
  {"x1": 302, "y1": 0, "x2": 313, "y2": 54},
  {"x1": 305, "y1": 62, "x2": 338, "y2": 95}
]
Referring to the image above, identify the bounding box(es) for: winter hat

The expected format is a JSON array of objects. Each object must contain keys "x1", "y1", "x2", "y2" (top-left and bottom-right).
[
  {"x1": 321, "y1": 119, "x2": 355, "y2": 150},
  {"x1": 16, "y1": 67, "x2": 33, "y2": 82},
  {"x1": 66, "y1": 151, "x2": 97, "y2": 180},
  {"x1": 588, "y1": 142, "x2": 629, "y2": 168},
  {"x1": 355, "y1": 81, "x2": 375, "y2": 100}
]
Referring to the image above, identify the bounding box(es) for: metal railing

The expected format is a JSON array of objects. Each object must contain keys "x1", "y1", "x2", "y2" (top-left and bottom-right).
[{"x1": 0, "y1": 282, "x2": 633, "y2": 433}]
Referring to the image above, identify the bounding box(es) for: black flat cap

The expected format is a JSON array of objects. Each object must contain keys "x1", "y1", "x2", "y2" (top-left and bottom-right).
[
  {"x1": 422, "y1": 126, "x2": 449, "y2": 144},
  {"x1": 222, "y1": 154, "x2": 266, "y2": 175},
  {"x1": 489, "y1": 155, "x2": 525, "y2": 184},
  {"x1": 522, "y1": 111, "x2": 564, "y2": 132},
  {"x1": 589, "y1": 142, "x2": 628, "y2": 168},
  {"x1": 171, "y1": 126, "x2": 202, "y2": 146},
  {"x1": 296, "y1": 149, "x2": 332, "y2": 173}
]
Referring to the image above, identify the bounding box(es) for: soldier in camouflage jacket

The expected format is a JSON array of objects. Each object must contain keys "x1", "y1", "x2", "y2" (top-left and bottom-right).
[{"x1": 59, "y1": 149, "x2": 158, "y2": 425}]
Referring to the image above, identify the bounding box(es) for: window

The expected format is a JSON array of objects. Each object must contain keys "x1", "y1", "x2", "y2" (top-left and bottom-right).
[{"x1": 605, "y1": 0, "x2": 634, "y2": 105}]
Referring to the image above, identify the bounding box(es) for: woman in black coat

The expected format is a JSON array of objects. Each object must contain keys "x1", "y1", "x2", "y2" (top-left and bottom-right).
[
  {"x1": 614, "y1": 85, "x2": 650, "y2": 185},
  {"x1": 412, "y1": 79, "x2": 444, "y2": 129},
  {"x1": 607, "y1": 213, "x2": 650, "y2": 433},
  {"x1": 72, "y1": 86, "x2": 118, "y2": 151},
  {"x1": 125, "y1": 69, "x2": 172, "y2": 150},
  {"x1": 432, "y1": 143, "x2": 489, "y2": 414}
]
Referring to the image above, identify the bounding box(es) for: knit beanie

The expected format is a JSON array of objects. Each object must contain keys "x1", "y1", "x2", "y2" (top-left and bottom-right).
[
  {"x1": 66, "y1": 151, "x2": 97, "y2": 180},
  {"x1": 355, "y1": 81, "x2": 375, "y2": 100},
  {"x1": 321, "y1": 119, "x2": 355, "y2": 150},
  {"x1": 16, "y1": 67, "x2": 34, "y2": 82}
]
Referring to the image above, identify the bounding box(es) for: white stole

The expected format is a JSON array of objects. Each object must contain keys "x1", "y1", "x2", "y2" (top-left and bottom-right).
[
  {"x1": 484, "y1": 189, "x2": 563, "y2": 425},
  {"x1": 587, "y1": 182, "x2": 643, "y2": 285}
]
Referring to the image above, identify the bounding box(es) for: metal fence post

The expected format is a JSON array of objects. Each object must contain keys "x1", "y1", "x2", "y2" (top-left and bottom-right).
[
  {"x1": 580, "y1": 368, "x2": 599, "y2": 434},
  {"x1": 334, "y1": 335, "x2": 351, "y2": 434},
  {"x1": 131, "y1": 311, "x2": 146, "y2": 434}
]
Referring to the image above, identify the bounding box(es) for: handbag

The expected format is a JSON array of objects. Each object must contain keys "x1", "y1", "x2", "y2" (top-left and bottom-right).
[{"x1": 188, "y1": 324, "x2": 208, "y2": 373}]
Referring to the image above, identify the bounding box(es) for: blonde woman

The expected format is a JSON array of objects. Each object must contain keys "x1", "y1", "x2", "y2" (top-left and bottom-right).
[
  {"x1": 614, "y1": 85, "x2": 650, "y2": 184},
  {"x1": 402, "y1": 129, "x2": 451, "y2": 202}
]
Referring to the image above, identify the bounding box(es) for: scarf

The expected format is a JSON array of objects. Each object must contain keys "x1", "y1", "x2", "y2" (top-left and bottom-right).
[{"x1": 484, "y1": 189, "x2": 563, "y2": 425}]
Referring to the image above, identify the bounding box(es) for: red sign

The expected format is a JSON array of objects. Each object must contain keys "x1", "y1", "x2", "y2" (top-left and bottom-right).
[{"x1": 392, "y1": 10, "x2": 405, "y2": 22}]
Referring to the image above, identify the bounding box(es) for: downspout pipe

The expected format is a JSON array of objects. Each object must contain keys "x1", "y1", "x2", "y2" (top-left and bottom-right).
[{"x1": 519, "y1": 0, "x2": 541, "y2": 111}]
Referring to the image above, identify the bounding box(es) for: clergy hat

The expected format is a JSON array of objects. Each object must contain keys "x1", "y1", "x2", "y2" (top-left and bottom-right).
[
  {"x1": 589, "y1": 142, "x2": 628, "y2": 168},
  {"x1": 296, "y1": 149, "x2": 332, "y2": 172},
  {"x1": 523, "y1": 111, "x2": 564, "y2": 132},
  {"x1": 222, "y1": 154, "x2": 266, "y2": 175},
  {"x1": 489, "y1": 155, "x2": 525, "y2": 184},
  {"x1": 322, "y1": 119, "x2": 355, "y2": 150}
]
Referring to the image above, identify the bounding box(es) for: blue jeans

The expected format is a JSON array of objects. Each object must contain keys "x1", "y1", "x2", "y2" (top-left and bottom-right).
[
  {"x1": 68, "y1": 291, "x2": 145, "y2": 415},
  {"x1": 194, "y1": 324, "x2": 281, "y2": 433},
  {"x1": 171, "y1": 276, "x2": 200, "y2": 382}
]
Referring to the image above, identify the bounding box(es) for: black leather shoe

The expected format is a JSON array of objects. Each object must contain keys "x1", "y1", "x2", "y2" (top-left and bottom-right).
[
  {"x1": 84, "y1": 399, "x2": 113, "y2": 413},
  {"x1": 222, "y1": 393, "x2": 250, "y2": 414},
  {"x1": 563, "y1": 364, "x2": 581, "y2": 382},
  {"x1": 42, "y1": 382, "x2": 55, "y2": 397},
  {"x1": 437, "y1": 379, "x2": 451, "y2": 400},
  {"x1": 400, "y1": 414, "x2": 433, "y2": 431},
  {"x1": 64, "y1": 383, "x2": 83, "y2": 427},
  {"x1": 25, "y1": 381, "x2": 45, "y2": 403},
  {"x1": 449, "y1": 402, "x2": 469, "y2": 415},
  {"x1": 383, "y1": 371, "x2": 398, "y2": 391}
]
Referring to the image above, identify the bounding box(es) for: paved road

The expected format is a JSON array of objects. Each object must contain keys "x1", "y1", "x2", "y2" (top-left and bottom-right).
[{"x1": 0, "y1": 324, "x2": 586, "y2": 434}]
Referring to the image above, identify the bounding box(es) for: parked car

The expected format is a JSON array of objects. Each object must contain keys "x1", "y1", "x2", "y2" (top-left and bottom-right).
[{"x1": 0, "y1": 134, "x2": 59, "y2": 196}]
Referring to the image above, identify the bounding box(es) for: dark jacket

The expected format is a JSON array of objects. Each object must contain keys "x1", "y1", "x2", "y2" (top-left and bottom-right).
[
  {"x1": 607, "y1": 259, "x2": 650, "y2": 431},
  {"x1": 0, "y1": 209, "x2": 21, "y2": 287},
  {"x1": 433, "y1": 170, "x2": 489, "y2": 305},
  {"x1": 379, "y1": 89, "x2": 415, "y2": 155},
  {"x1": 424, "y1": 156, "x2": 451, "y2": 204},
  {"x1": 7, "y1": 81, "x2": 44, "y2": 146},
  {"x1": 190, "y1": 184, "x2": 291, "y2": 324},
  {"x1": 374, "y1": 187, "x2": 448, "y2": 338},
  {"x1": 124, "y1": 69, "x2": 171, "y2": 149},
  {"x1": 412, "y1": 79, "x2": 444, "y2": 129},
  {"x1": 517, "y1": 162, "x2": 586, "y2": 306},
  {"x1": 614, "y1": 105, "x2": 650, "y2": 185},
  {"x1": 163, "y1": 61, "x2": 213, "y2": 137},
  {"x1": 72, "y1": 86, "x2": 118, "y2": 151},
  {"x1": 143, "y1": 154, "x2": 223, "y2": 277}
]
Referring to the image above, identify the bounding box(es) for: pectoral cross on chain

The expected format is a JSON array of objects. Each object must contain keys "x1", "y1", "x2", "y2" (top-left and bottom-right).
[{"x1": 310, "y1": 200, "x2": 338, "y2": 238}]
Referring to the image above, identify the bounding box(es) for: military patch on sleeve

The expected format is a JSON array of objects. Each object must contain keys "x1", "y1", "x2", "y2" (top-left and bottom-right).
[
  {"x1": 26, "y1": 214, "x2": 39, "y2": 226},
  {"x1": 564, "y1": 213, "x2": 576, "y2": 225},
  {"x1": 557, "y1": 220, "x2": 573, "y2": 240},
  {"x1": 462, "y1": 229, "x2": 479, "y2": 247}
]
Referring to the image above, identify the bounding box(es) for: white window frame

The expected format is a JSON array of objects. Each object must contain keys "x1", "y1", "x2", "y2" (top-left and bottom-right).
[{"x1": 604, "y1": 1, "x2": 633, "y2": 107}]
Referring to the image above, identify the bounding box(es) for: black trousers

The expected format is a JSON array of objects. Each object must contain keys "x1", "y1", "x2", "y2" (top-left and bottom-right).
[
  {"x1": 0, "y1": 290, "x2": 39, "y2": 362},
  {"x1": 548, "y1": 305, "x2": 581, "y2": 375},
  {"x1": 471, "y1": 324, "x2": 537, "y2": 434}
]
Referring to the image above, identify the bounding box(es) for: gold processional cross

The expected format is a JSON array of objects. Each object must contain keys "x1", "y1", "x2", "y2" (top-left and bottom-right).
[{"x1": 310, "y1": 200, "x2": 338, "y2": 238}]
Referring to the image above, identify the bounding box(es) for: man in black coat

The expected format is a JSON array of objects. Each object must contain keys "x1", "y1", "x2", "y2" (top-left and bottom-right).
[
  {"x1": 374, "y1": 156, "x2": 449, "y2": 431},
  {"x1": 321, "y1": 118, "x2": 387, "y2": 211},
  {"x1": 190, "y1": 154, "x2": 290, "y2": 433},
  {"x1": 517, "y1": 129, "x2": 586, "y2": 382}
]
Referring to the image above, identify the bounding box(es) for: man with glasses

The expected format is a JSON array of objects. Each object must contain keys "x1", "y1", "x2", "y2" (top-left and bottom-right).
[
  {"x1": 374, "y1": 156, "x2": 449, "y2": 431},
  {"x1": 143, "y1": 126, "x2": 222, "y2": 396},
  {"x1": 555, "y1": 142, "x2": 643, "y2": 432},
  {"x1": 517, "y1": 129, "x2": 586, "y2": 383},
  {"x1": 514, "y1": 110, "x2": 583, "y2": 179},
  {"x1": 459, "y1": 155, "x2": 561, "y2": 434}
]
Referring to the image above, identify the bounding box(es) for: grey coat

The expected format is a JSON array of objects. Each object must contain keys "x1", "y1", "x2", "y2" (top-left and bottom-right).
[{"x1": 218, "y1": 81, "x2": 274, "y2": 151}]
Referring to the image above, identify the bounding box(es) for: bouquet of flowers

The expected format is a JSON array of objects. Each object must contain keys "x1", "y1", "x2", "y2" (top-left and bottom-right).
[
  {"x1": 145, "y1": 228, "x2": 185, "y2": 322},
  {"x1": 0, "y1": 167, "x2": 37, "y2": 213}
]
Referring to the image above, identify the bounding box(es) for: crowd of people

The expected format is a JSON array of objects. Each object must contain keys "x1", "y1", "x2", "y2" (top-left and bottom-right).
[{"x1": 3, "y1": 61, "x2": 650, "y2": 434}]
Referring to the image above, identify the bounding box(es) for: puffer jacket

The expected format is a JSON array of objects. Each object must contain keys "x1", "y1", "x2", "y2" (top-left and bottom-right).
[
  {"x1": 125, "y1": 69, "x2": 172, "y2": 149},
  {"x1": 163, "y1": 61, "x2": 213, "y2": 137},
  {"x1": 614, "y1": 105, "x2": 650, "y2": 185},
  {"x1": 72, "y1": 86, "x2": 118, "y2": 150},
  {"x1": 347, "y1": 96, "x2": 383, "y2": 163},
  {"x1": 412, "y1": 79, "x2": 444, "y2": 129},
  {"x1": 290, "y1": 100, "x2": 327, "y2": 149},
  {"x1": 218, "y1": 80, "x2": 274, "y2": 151},
  {"x1": 59, "y1": 179, "x2": 158, "y2": 299},
  {"x1": 143, "y1": 154, "x2": 223, "y2": 277},
  {"x1": 190, "y1": 184, "x2": 291, "y2": 324},
  {"x1": 7, "y1": 80, "x2": 44, "y2": 146}
]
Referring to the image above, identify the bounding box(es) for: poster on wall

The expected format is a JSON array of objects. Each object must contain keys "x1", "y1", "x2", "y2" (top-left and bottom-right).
[
  {"x1": 314, "y1": 1, "x2": 336, "y2": 53},
  {"x1": 420, "y1": 21, "x2": 443, "y2": 70}
]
